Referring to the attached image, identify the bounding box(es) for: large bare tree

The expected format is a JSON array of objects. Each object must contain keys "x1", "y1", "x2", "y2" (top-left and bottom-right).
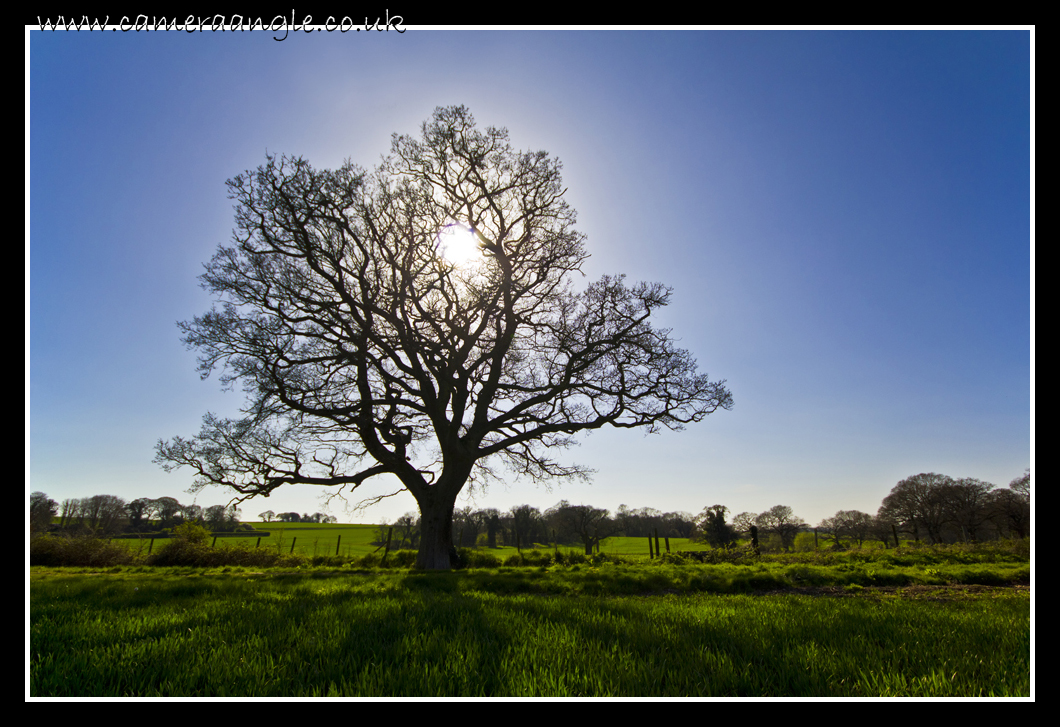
[{"x1": 156, "y1": 106, "x2": 733, "y2": 569}]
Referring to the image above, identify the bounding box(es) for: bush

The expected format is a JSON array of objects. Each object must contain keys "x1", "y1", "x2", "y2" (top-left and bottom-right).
[
  {"x1": 30, "y1": 533, "x2": 139, "y2": 568},
  {"x1": 794, "y1": 532, "x2": 817, "y2": 552},
  {"x1": 518, "y1": 549, "x2": 552, "y2": 566},
  {"x1": 148, "y1": 534, "x2": 309, "y2": 568},
  {"x1": 385, "y1": 549, "x2": 418, "y2": 567},
  {"x1": 464, "y1": 550, "x2": 501, "y2": 568},
  {"x1": 170, "y1": 521, "x2": 210, "y2": 545}
]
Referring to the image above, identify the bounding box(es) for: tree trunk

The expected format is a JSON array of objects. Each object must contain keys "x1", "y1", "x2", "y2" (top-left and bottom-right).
[{"x1": 414, "y1": 489, "x2": 458, "y2": 570}]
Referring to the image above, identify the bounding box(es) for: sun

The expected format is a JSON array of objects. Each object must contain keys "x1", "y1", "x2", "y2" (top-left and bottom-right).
[{"x1": 436, "y1": 222, "x2": 481, "y2": 266}]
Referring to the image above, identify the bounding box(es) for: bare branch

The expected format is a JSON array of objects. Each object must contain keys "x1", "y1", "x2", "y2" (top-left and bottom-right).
[{"x1": 157, "y1": 106, "x2": 732, "y2": 568}]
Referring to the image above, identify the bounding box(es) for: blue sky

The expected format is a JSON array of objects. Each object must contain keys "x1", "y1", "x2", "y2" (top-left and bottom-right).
[{"x1": 28, "y1": 28, "x2": 1032, "y2": 528}]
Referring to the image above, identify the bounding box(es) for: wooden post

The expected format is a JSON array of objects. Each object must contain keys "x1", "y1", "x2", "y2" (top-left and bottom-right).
[
  {"x1": 148, "y1": 537, "x2": 154, "y2": 554},
  {"x1": 290, "y1": 537, "x2": 297, "y2": 554},
  {"x1": 383, "y1": 527, "x2": 393, "y2": 564},
  {"x1": 814, "y1": 528, "x2": 818, "y2": 550},
  {"x1": 648, "y1": 535, "x2": 654, "y2": 559},
  {"x1": 654, "y1": 529, "x2": 661, "y2": 559},
  {"x1": 335, "y1": 534, "x2": 341, "y2": 556},
  {"x1": 664, "y1": 536, "x2": 670, "y2": 554},
  {"x1": 256, "y1": 537, "x2": 261, "y2": 549},
  {"x1": 212, "y1": 536, "x2": 217, "y2": 548}
]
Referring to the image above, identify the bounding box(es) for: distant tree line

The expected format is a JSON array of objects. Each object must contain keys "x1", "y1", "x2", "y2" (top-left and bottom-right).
[
  {"x1": 257, "y1": 510, "x2": 338, "y2": 524},
  {"x1": 29, "y1": 492, "x2": 245, "y2": 536},
  {"x1": 371, "y1": 469, "x2": 1031, "y2": 554},
  {"x1": 31, "y1": 469, "x2": 1029, "y2": 551},
  {"x1": 873, "y1": 470, "x2": 1030, "y2": 545}
]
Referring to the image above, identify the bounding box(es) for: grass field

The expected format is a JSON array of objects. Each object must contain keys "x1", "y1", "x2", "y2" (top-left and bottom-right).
[
  {"x1": 30, "y1": 537, "x2": 1031, "y2": 697},
  {"x1": 111, "y1": 524, "x2": 679, "y2": 560},
  {"x1": 29, "y1": 566, "x2": 1029, "y2": 697},
  {"x1": 106, "y1": 527, "x2": 708, "y2": 566},
  {"x1": 113, "y1": 523, "x2": 383, "y2": 558}
]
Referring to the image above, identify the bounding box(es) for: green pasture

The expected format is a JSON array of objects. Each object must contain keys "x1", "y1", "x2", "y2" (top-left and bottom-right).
[
  {"x1": 30, "y1": 567, "x2": 1030, "y2": 697},
  {"x1": 112, "y1": 526, "x2": 693, "y2": 560},
  {"x1": 115, "y1": 523, "x2": 382, "y2": 558},
  {"x1": 96, "y1": 528, "x2": 1032, "y2": 570},
  {"x1": 235, "y1": 523, "x2": 380, "y2": 557}
]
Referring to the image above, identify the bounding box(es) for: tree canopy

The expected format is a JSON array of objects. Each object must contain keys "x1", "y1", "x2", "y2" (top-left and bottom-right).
[{"x1": 156, "y1": 106, "x2": 733, "y2": 569}]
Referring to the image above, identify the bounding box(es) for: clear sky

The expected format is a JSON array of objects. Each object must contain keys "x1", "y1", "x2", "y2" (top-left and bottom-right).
[{"x1": 28, "y1": 27, "x2": 1033, "y2": 529}]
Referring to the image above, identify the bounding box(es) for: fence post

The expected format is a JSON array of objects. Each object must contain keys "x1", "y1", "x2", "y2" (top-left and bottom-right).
[
  {"x1": 335, "y1": 534, "x2": 341, "y2": 556},
  {"x1": 290, "y1": 537, "x2": 296, "y2": 554},
  {"x1": 664, "y1": 536, "x2": 670, "y2": 554},
  {"x1": 654, "y1": 528, "x2": 661, "y2": 559},
  {"x1": 212, "y1": 536, "x2": 217, "y2": 548},
  {"x1": 648, "y1": 535, "x2": 654, "y2": 559},
  {"x1": 256, "y1": 537, "x2": 261, "y2": 549},
  {"x1": 148, "y1": 537, "x2": 154, "y2": 554},
  {"x1": 383, "y1": 527, "x2": 393, "y2": 564}
]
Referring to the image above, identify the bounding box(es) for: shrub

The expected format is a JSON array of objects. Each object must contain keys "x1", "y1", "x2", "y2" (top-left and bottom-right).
[
  {"x1": 149, "y1": 532, "x2": 309, "y2": 568},
  {"x1": 464, "y1": 550, "x2": 501, "y2": 568},
  {"x1": 170, "y1": 521, "x2": 210, "y2": 545},
  {"x1": 519, "y1": 549, "x2": 551, "y2": 566},
  {"x1": 386, "y1": 549, "x2": 418, "y2": 567},
  {"x1": 794, "y1": 532, "x2": 817, "y2": 552},
  {"x1": 30, "y1": 533, "x2": 139, "y2": 568}
]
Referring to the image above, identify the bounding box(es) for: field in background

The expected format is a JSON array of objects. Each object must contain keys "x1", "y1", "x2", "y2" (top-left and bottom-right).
[
  {"x1": 111, "y1": 523, "x2": 705, "y2": 560},
  {"x1": 107, "y1": 524, "x2": 1023, "y2": 563}
]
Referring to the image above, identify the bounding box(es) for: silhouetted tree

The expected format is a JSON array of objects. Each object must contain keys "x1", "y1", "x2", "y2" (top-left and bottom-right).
[
  {"x1": 818, "y1": 510, "x2": 873, "y2": 548},
  {"x1": 755, "y1": 505, "x2": 805, "y2": 551},
  {"x1": 204, "y1": 504, "x2": 241, "y2": 531},
  {"x1": 546, "y1": 500, "x2": 615, "y2": 554},
  {"x1": 698, "y1": 504, "x2": 737, "y2": 548},
  {"x1": 947, "y1": 478, "x2": 995, "y2": 542},
  {"x1": 990, "y1": 470, "x2": 1030, "y2": 538},
  {"x1": 126, "y1": 498, "x2": 155, "y2": 531},
  {"x1": 509, "y1": 504, "x2": 546, "y2": 547},
  {"x1": 153, "y1": 496, "x2": 184, "y2": 528},
  {"x1": 155, "y1": 106, "x2": 733, "y2": 569},
  {"x1": 731, "y1": 511, "x2": 757, "y2": 537},
  {"x1": 30, "y1": 492, "x2": 57, "y2": 533},
  {"x1": 478, "y1": 508, "x2": 503, "y2": 548},
  {"x1": 83, "y1": 495, "x2": 127, "y2": 535},
  {"x1": 880, "y1": 473, "x2": 954, "y2": 544}
]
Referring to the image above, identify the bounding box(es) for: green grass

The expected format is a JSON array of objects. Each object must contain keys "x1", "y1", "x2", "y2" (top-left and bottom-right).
[
  {"x1": 110, "y1": 523, "x2": 383, "y2": 558},
  {"x1": 237, "y1": 522, "x2": 382, "y2": 557},
  {"x1": 30, "y1": 566, "x2": 1029, "y2": 697}
]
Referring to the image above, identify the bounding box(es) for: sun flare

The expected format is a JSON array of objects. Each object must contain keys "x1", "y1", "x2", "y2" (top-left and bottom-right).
[{"x1": 436, "y1": 222, "x2": 481, "y2": 266}]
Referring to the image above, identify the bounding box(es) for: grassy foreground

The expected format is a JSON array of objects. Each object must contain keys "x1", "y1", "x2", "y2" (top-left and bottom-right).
[{"x1": 30, "y1": 565, "x2": 1030, "y2": 697}]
